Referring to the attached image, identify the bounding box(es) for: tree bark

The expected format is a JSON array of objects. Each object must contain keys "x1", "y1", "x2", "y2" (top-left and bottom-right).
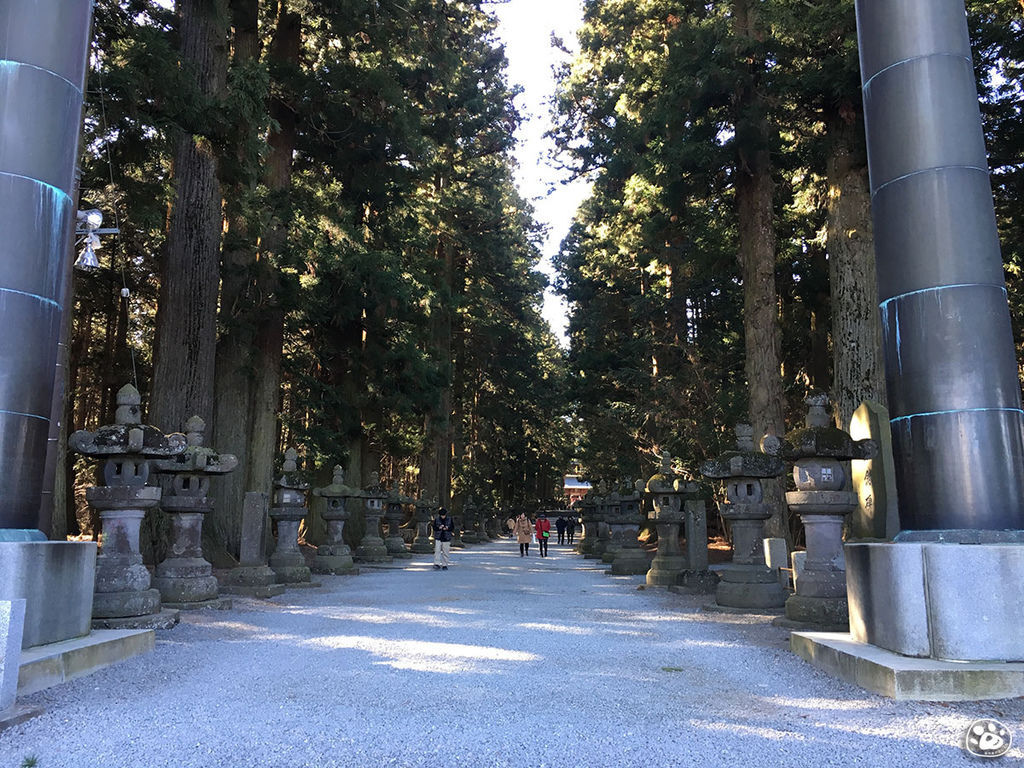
[
  {"x1": 732, "y1": 0, "x2": 786, "y2": 540},
  {"x1": 209, "y1": 0, "x2": 262, "y2": 558},
  {"x1": 149, "y1": 0, "x2": 230, "y2": 434},
  {"x1": 826, "y1": 109, "x2": 887, "y2": 429},
  {"x1": 209, "y1": 3, "x2": 298, "y2": 558}
]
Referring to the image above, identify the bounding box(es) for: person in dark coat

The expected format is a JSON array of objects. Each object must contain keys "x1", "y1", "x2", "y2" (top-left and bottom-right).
[
  {"x1": 555, "y1": 515, "x2": 567, "y2": 545},
  {"x1": 432, "y1": 507, "x2": 455, "y2": 570},
  {"x1": 565, "y1": 515, "x2": 576, "y2": 545}
]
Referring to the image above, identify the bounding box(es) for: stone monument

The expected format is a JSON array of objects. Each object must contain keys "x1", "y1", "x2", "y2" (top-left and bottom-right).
[
  {"x1": 849, "y1": 400, "x2": 900, "y2": 540},
  {"x1": 151, "y1": 416, "x2": 237, "y2": 609},
  {"x1": 268, "y1": 448, "x2": 315, "y2": 585},
  {"x1": 69, "y1": 384, "x2": 185, "y2": 629},
  {"x1": 220, "y1": 491, "x2": 286, "y2": 598},
  {"x1": 700, "y1": 425, "x2": 787, "y2": 610},
  {"x1": 311, "y1": 465, "x2": 360, "y2": 575},
  {"x1": 764, "y1": 393, "x2": 875, "y2": 629},
  {"x1": 0, "y1": 600, "x2": 26, "y2": 725}
]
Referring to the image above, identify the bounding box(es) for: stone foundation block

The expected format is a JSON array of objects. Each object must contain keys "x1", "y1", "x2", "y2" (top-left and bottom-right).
[{"x1": 92, "y1": 588, "x2": 161, "y2": 620}]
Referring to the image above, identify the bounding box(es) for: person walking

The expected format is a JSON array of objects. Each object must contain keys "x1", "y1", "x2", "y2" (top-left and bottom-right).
[
  {"x1": 513, "y1": 512, "x2": 533, "y2": 556},
  {"x1": 535, "y1": 512, "x2": 551, "y2": 557},
  {"x1": 565, "y1": 515, "x2": 576, "y2": 545},
  {"x1": 555, "y1": 515, "x2": 566, "y2": 545},
  {"x1": 432, "y1": 507, "x2": 455, "y2": 570}
]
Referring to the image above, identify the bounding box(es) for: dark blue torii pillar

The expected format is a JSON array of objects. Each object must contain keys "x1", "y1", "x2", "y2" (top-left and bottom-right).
[
  {"x1": 0, "y1": 2, "x2": 94, "y2": 530},
  {"x1": 855, "y1": 0, "x2": 1024, "y2": 531}
]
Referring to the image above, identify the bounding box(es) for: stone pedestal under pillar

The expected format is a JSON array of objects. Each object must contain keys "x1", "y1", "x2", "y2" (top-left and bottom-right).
[{"x1": 793, "y1": 540, "x2": 1024, "y2": 700}]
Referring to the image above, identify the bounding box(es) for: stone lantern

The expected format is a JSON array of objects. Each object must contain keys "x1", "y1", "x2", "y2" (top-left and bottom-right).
[
  {"x1": 609, "y1": 480, "x2": 649, "y2": 575},
  {"x1": 383, "y1": 483, "x2": 412, "y2": 559},
  {"x1": 269, "y1": 448, "x2": 315, "y2": 585},
  {"x1": 151, "y1": 415, "x2": 237, "y2": 609},
  {"x1": 461, "y1": 496, "x2": 481, "y2": 544},
  {"x1": 646, "y1": 453, "x2": 687, "y2": 586},
  {"x1": 311, "y1": 465, "x2": 360, "y2": 575},
  {"x1": 69, "y1": 383, "x2": 185, "y2": 629},
  {"x1": 410, "y1": 494, "x2": 435, "y2": 554},
  {"x1": 586, "y1": 482, "x2": 609, "y2": 559},
  {"x1": 600, "y1": 488, "x2": 624, "y2": 564},
  {"x1": 577, "y1": 491, "x2": 598, "y2": 556},
  {"x1": 763, "y1": 392, "x2": 876, "y2": 629},
  {"x1": 355, "y1": 472, "x2": 391, "y2": 563},
  {"x1": 450, "y1": 504, "x2": 466, "y2": 549},
  {"x1": 700, "y1": 424, "x2": 787, "y2": 609}
]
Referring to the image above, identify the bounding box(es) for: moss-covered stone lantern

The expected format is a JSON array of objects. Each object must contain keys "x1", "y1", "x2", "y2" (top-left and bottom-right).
[
  {"x1": 763, "y1": 392, "x2": 876, "y2": 628},
  {"x1": 69, "y1": 383, "x2": 185, "y2": 629},
  {"x1": 609, "y1": 479, "x2": 649, "y2": 575},
  {"x1": 151, "y1": 415, "x2": 237, "y2": 609},
  {"x1": 700, "y1": 424, "x2": 787, "y2": 609}
]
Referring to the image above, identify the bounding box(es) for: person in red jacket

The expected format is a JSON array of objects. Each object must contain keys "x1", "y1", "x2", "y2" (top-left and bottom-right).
[{"x1": 534, "y1": 512, "x2": 551, "y2": 557}]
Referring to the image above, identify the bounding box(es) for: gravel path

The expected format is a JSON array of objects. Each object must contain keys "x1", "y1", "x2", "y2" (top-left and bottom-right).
[{"x1": 1, "y1": 539, "x2": 1021, "y2": 767}]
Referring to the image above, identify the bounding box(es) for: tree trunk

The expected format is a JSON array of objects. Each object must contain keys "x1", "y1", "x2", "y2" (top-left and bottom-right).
[
  {"x1": 242, "y1": 4, "x2": 299, "y2": 532},
  {"x1": 209, "y1": 0, "x2": 262, "y2": 558},
  {"x1": 150, "y1": 0, "x2": 229, "y2": 436},
  {"x1": 732, "y1": 0, "x2": 786, "y2": 540},
  {"x1": 826, "y1": 109, "x2": 887, "y2": 429},
  {"x1": 209, "y1": 3, "x2": 297, "y2": 559}
]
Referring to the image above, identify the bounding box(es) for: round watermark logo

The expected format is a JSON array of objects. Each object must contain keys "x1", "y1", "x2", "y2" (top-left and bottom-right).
[{"x1": 963, "y1": 719, "x2": 1012, "y2": 758}]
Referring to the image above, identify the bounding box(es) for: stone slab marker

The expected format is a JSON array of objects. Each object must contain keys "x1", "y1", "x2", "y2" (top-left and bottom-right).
[
  {"x1": 763, "y1": 537, "x2": 788, "y2": 586},
  {"x1": 849, "y1": 400, "x2": 899, "y2": 540},
  {"x1": 220, "y1": 492, "x2": 285, "y2": 598},
  {"x1": 0, "y1": 600, "x2": 26, "y2": 715},
  {"x1": 240, "y1": 491, "x2": 269, "y2": 566}
]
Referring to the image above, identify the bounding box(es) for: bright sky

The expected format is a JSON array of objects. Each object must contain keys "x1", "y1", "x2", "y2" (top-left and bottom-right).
[{"x1": 489, "y1": 0, "x2": 591, "y2": 346}]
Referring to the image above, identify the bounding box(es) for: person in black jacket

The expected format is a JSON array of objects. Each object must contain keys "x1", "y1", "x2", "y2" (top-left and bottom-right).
[
  {"x1": 555, "y1": 515, "x2": 567, "y2": 545},
  {"x1": 432, "y1": 507, "x2": 455, "y2": 570}
]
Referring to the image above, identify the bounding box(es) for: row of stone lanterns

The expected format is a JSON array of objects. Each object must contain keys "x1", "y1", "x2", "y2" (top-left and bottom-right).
[
  {"x1": 572, "y1": 393, "x2": 871, "y2": 630},
  {"x1": 68, "y1": 383, "x2": 504, "y2": 631}
]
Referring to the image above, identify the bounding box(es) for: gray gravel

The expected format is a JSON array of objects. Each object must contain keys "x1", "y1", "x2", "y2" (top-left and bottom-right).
[{"x1": 1, "y1": 539, "x2": 1021, "y2": 767}]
